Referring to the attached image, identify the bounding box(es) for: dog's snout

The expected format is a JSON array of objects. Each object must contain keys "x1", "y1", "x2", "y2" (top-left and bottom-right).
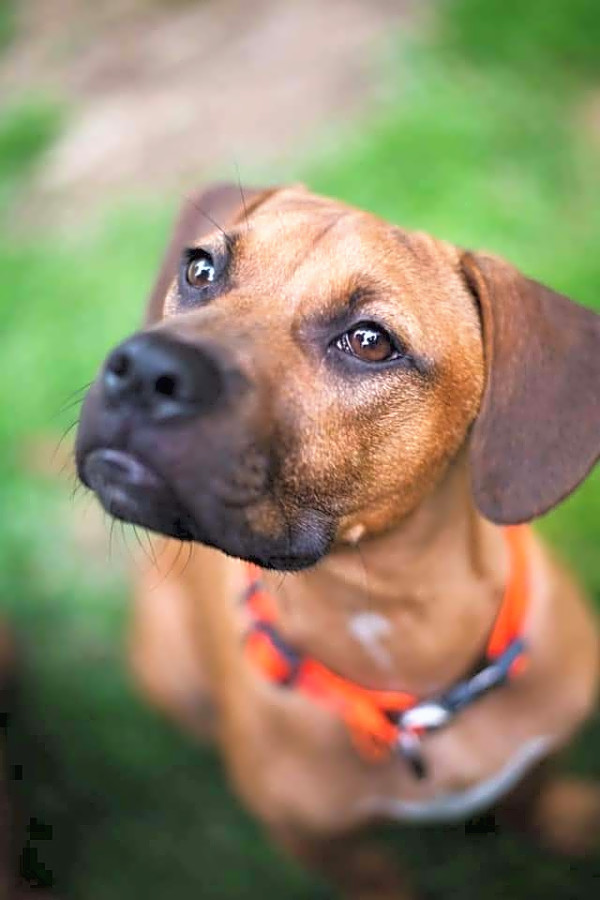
[{"x1": 102, "y1": 332, "x2": 224, "y2": 421}]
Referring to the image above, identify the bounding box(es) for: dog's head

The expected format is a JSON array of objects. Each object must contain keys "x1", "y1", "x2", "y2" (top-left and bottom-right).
[{"x1": 75, "y1": 184, "x2": 600, "y2": 570}]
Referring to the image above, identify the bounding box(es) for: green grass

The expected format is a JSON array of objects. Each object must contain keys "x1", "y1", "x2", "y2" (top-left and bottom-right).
[
  {"x1": 0, "y1": 98, "x2": 65, "y2": 213},
  {"x1": 1, "y1": 1, "x2": 599, "y2": 897},
  {"x1": 439, "y1": 0, "x2": 600, "y2": 84}
]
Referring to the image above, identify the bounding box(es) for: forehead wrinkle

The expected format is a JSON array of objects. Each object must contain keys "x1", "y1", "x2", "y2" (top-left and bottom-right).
[
  {"x1": 283, "y1": 212, "x2": 350, "y2": 282},
  {"x1": 228, "y1": 209, "x2": 345, "y2": 297},
  {"x1": 390, "y1": 226, "x2": 423, "y2": 261}
]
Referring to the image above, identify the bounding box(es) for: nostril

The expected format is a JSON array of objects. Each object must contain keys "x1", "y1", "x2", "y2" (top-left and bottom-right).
[
  {"x1": 101, "y1": 333, "x2": 225, "y2": 419},
  {"x1": 154, "y1": 373, "x2": 178, "y2": 397},
  {"x1": 108, "y1": 351, "x2": 130, "y2": 379}
]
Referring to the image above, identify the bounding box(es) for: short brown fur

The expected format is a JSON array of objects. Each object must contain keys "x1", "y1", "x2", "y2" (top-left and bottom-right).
[{"x1": 80, "y1": 185, "x2": 600, "y2": 899}]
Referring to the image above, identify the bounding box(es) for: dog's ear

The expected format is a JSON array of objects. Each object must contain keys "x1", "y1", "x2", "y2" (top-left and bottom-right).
[
  {"x1": 145, "y1": 183, "x2": 278, "y2": 324},
  {"x1": 461, "y1": 251, "x2": 600, "y2": 524}
]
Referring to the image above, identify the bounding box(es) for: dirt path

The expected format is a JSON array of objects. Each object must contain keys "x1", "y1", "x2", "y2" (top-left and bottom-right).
[{"x1": 1, "y1": 0, "x2": 418, "y2": 222}]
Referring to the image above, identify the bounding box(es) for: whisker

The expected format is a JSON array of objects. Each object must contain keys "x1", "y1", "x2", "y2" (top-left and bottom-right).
[
  {"x1": 149, "y1": 539, "x2": 185, "y2": 591},
  {"x1": 276, "y1": 571, "x2": 288, "y2": 595},
  {"x1": 52, "y1": 394, "x2": 85, "y2": 422},
  {"x1": 187, "y1": 196, "x2": 234, "y2": 251},
  {"x1": 80, "y1": 491, "x2": 95, "y2": 518},
  {"x1": 123, "y1": 523, "x2": 149, "y2": 575},
  {"x1": 108, "y1": 515, "x2": 117, "y2": 561},
  {"x1": 69, "y1": 478, "x2": 85, "y2": 504},
  {"x1": 234, "y1": 162, "x2": 250, "y2": 232},
  {"x1": 52, "y1": 419, "x2": 79, "y2": 468},
  {"x1": 58, "y1": 447, "x2": 78, "y2": 482},
  {"x1": 131, "y1": 524, "x2": 155, "y2": 569},
  {"x1": 121, "y1": 522, "x2": 143, "y2": 574},
  {"x1": 141, "y1": 528, "x2": 158, "y2": 568},
  {"x1": 177, "y1": 541, "x2": 195, "y2": 580},
  {"x1": 51, "y1": 381, "x2": 92, "y2": 420}
]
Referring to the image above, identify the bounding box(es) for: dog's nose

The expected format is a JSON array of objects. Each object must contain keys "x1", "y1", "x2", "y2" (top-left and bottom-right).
[{"x1": 101, "y1": 332, "x2": 224, "y2": 421}]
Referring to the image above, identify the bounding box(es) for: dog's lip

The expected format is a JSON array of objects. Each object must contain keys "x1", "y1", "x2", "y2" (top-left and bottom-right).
[
  {"x1": 78, "y1": 448, "x2": 333, "y2": 570},
  {"x1": 80, "y1": 447, "x2": 197, "y2": 540},
  {"x1": 82, "y1": 447, "x2": 163, "y2": 494},
  {"x1": 250, "y1": 552, "x2": 323, "y2": 572}
]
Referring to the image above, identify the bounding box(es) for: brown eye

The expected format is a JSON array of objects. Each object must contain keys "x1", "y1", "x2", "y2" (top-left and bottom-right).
[
  {"x1": 186, "y1": 251, "x2": 216, "y2": 288},
  {"x1": 337, "y1": 323, "x2": 397, "y2": 363}
]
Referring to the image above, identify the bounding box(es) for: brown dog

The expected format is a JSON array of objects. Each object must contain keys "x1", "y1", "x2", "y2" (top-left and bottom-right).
[{"x1": 76, "y1": 185, "x2": 600, "y2": 899}]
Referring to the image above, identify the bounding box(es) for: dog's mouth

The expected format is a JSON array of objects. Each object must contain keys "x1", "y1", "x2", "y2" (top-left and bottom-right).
[
  {"x1": 79, "y1": 446, "x2": 334, "y2": 571},
  {"x1": 82, "y1": 448, "x2": 197, "y2": 541}
]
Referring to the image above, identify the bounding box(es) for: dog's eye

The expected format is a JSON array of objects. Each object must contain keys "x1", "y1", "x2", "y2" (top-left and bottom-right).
[
  {"x1": 335, "y1": 323, "x2": 398, "y2": 363},
  {"x1": 186, "y1": 251, "x2": 216, "y2": 288}
]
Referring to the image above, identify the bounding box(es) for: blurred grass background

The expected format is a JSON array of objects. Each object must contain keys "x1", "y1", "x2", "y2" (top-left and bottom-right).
[{"x1": 0, "y1": 0, "x2": 599, "y2": 897}]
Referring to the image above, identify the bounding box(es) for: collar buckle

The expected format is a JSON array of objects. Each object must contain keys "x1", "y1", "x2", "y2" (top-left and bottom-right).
[
  {"x1": 401, "y1": 702, "x2": 452, "y2": 732},
  {"x1": 396, "y1": 730, "x2": 428, "y2": 780}
]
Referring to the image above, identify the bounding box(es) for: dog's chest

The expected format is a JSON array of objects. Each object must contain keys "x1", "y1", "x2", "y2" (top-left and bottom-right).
[{"x1": 226, "y1": 664, "x2": 555, "y2": 831}]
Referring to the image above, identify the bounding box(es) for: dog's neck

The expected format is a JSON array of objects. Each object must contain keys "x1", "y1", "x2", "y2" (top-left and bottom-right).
[{"x1": 262, "y1": 456, "x2": 510, "y2": 694}]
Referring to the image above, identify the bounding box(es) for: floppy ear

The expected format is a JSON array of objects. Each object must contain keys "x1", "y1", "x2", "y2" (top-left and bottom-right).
[
  {"x1": 461, "y1": 251, "x2": 600, "y2": 524},
  {"x1": 145, "y1": 182, "x2": 278, "y2": 324}
]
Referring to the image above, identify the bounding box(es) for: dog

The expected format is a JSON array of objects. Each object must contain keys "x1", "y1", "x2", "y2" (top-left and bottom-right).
[{"x1": 75, "y1": 184, "x2": 600, "y2": 899}]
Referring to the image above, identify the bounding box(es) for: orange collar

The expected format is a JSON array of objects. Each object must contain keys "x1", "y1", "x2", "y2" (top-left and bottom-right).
[{"x1": 243, "y1": 524, "x2": 530, "y2": 778}]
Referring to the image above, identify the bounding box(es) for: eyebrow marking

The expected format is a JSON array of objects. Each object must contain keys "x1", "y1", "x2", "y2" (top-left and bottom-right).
[{"x1": 348, "y1": 283, "x2": 380, "y2": 310}]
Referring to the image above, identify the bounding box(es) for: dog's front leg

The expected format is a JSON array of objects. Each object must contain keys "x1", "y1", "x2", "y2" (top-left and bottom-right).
[
  {"x1": 129, "y1": 541, "x2": 218, "y2": 741},
  {"x1": 533, "y1": 776, "x2": 600, "y2": 855},
  {"x1": 497, "y1": 762, "x2": 600, "y2": 856},
  {"x1": 270, "y1": 823, "x2": 416, "y2": 900}
]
